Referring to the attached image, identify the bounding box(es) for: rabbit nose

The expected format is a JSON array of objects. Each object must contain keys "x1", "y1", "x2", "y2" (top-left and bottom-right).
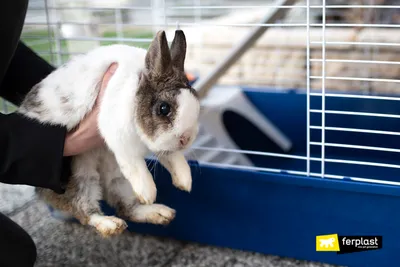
[{"x1": 179, "y1": 131, "x2": 191, "y2": 147}]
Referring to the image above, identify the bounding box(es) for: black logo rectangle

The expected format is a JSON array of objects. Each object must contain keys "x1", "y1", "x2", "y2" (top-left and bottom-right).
[{"x1": 337, "y1": 235, "x2": 382, "y2": 254}]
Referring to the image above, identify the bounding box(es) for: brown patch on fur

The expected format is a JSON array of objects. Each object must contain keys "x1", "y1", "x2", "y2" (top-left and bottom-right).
[
  {"x1": 36, "y1": 187, "x2": 76, "y2": 218},
  {"x1": 60, "y1": 96, "x2": 68, "y2": 104},
  {"x1": 36, "y1": 175, "x2": 102, "y2": 226},
  {"x1": 37, "y1": 178, "x2": 127, "y2": 237},
  {"x1": 136, "y1": 30, "x2": 198, "y2": 140},
  {"x1": 114, "y1": 201, "x2": 134, "y2": 219},
  {"x1": 21, "y1": 83, "x2": 46, "y2": 115}
]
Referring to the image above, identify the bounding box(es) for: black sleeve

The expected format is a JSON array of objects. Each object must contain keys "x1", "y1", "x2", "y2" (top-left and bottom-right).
[
  {"x1": 0, "y1": 0, "x2": 71, "y2": 193},
  {"x1": 0, "y1": 114, "x2": 72, "y2": 194},
  {"x1": 1, "y1": 42, "x2": 56, "y2": 106}
]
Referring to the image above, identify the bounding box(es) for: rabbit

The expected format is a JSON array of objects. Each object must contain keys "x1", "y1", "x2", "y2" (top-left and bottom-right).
[{"x1": 17, "y1": 30, "x2": 200, "y2": 237}]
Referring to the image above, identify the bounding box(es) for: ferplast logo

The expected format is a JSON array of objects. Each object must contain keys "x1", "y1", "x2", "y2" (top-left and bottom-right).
[
  {"x1": 316, "y1": 234, "x2": 340, "y2": 252},
  {"x1": 316, "y1": 234, "x2": 382, "y2": 254}
]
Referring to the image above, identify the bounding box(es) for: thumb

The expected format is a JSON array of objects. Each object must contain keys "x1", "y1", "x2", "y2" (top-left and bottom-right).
[{"x1": 95, "y1": 62, "x2": 118, "y2": 106}]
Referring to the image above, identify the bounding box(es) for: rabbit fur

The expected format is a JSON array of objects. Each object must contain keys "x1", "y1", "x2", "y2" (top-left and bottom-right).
[{"x1": 17, "y1": 30, "x2": 200, "y2": 237}]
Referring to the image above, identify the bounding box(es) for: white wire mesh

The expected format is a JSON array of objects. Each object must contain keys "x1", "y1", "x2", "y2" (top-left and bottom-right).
[
  {"x1": 1, "y1": 0, "x2": 400, "y2": 185},
  {"x1": 20, "y1": 1, "x2": 400, "y2": 93}
]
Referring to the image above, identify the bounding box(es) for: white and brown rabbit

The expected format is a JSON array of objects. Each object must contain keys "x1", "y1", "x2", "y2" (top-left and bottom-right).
[{"x1": 17, "y1": 30, "x2": 200, "y2": 237}]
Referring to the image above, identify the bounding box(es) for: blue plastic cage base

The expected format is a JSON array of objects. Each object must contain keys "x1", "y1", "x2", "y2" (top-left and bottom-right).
[
  {"x1": 49, "y1": 88, "x2": 400, "y2": 267},
  {"x1": 57, "y1": 160, "x2": 399, "y2": 267}
]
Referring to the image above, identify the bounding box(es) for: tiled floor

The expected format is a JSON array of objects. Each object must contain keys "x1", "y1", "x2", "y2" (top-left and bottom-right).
[{"x1": 1, "y1": 183, "x2": 340, "y2": 267}]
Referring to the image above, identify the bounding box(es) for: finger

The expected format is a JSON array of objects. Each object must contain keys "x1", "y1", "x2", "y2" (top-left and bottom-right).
[
  {"x1": 95, "y1": 62, "x2": 118, "y2": 105},
  {"x1": 101, "y1": 62, "x2": 118, "y2": 88}
]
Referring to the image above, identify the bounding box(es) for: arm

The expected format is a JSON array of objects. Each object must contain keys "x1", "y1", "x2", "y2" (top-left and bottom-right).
[
  {"x1": 0, "y1": 113, "x2": 72, "y2": 193},
  {"x1": 0, "y1": 0, "x2": 71, "y2": 193},
  {"x1": 0, "y1": 46, "x2": 117, "y2": 193},
  {"x1": 0, "y1": 43, "x2": 72, "y2": 193},
  {"x1": 0, "y1": 42, "x2": 55, "y2": 106},
  {"x1": 0, "y1": 0, "x2": 115, "y2": 192}
]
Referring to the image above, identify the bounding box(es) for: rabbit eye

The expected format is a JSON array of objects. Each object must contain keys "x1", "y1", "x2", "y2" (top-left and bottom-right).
[{"x1": 159, "y1": 102, "x2": 171, "y2": 116}]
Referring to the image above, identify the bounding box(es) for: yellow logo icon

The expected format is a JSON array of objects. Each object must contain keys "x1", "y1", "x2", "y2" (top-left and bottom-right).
[{"x1": 316, "y1": 234, "x2": 340, "y2": 252}]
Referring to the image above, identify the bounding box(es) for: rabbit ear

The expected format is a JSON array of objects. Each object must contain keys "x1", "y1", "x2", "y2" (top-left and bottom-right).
[
  {"x1": 170, "y1": 30, "x2": 186, "y2": 72},
  {"x1": 145, "y1": 30, "x2": 172, "y2": 76}
]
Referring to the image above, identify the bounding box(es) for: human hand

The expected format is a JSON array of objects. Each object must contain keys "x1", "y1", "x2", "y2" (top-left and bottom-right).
[{"x1": 63, "y1": 63, "x2": 118, "y2": 156}]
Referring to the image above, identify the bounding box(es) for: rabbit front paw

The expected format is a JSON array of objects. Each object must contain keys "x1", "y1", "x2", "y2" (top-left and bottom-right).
[
  {"x1": 134, "y1": 180, "x2": 157, "y2": 205},
  {"x1": 119, "y1": 160, "x2": 157, "y2": 205},
  {"x1": 172, "y1": 164, "x2": 192, "y2": 192},
  {"x1": 131, "y1": 168, "x2": 157, "y2": 205},
  {"x1": 159, "y1": 152, "x2": 192, "y2": 192}
]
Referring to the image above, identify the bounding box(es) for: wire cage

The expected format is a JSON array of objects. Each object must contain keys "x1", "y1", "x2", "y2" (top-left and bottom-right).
[{"x1": 3, "y1": 0, "x2": 400, "y2": 266}]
